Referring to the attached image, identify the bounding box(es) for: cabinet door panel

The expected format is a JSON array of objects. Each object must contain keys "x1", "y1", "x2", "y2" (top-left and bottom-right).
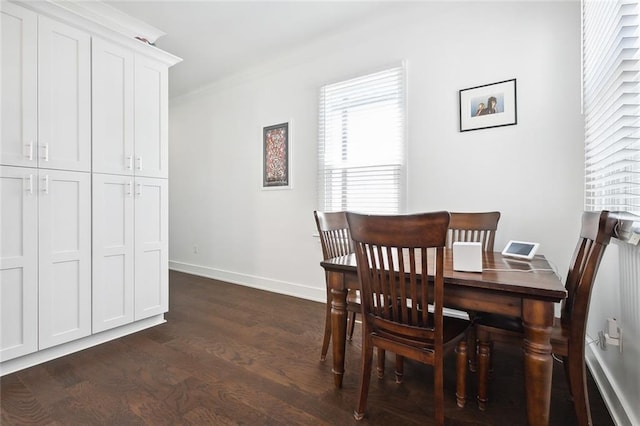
[
  {"x1": 38, "y1": 170, "x2": 91, "y2": 349},
  {"x1": 0, "y1": 166, "x2": 38, "y2": 361},
  {"x1": 135, "y1": 55, "x2": 168, "y2": 178},
  {"x1": 38, "y1": 17, "x2": 91, "y2": 172},
  {"x1": 134, "y1": 177, "x2": 168, "y2": 320},
  {"x1": 1, "y1": 3, "x2": 37, "y2": 168},
  {"x1": 92, "y1": 38, "x2": 134, "y2": 176},
  {"x1": 93, "y1": 174, "x2": 135, "y2": 332}
]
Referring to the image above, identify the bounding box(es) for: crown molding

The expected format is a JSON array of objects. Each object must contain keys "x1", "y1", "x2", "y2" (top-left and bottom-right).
[
  {"x1": 42, "y1": 0, "x2": 165, "y2": 43},
  {"x1": 10, "y1": 0, "x2": 181, "y2": 66}
]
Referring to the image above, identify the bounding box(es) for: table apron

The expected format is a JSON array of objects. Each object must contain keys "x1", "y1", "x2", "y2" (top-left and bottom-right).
[
  {"x1": 336, "y1": 271, "x2": 544, "y2": 319},
  {"x1": 444, "y1": 286, "x2": 523, "y2": 318}
]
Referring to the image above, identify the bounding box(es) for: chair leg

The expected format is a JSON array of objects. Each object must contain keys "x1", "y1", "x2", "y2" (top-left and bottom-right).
[
  {"x1": 562, "y1": 355, "x2": 573, "y2": 399},
  {"x1": 467, "y1": 327, "x2": 477, "y2": 372},
  {"x1": 477, "y1": 338, "x2": 491, "y2": 411},
  {"x1": 320, "y1": 297, "x2": 332, "y2": 361},
  {"x1": 376, "y1": 349, "x2": 385, "y2": 379},
  {"x1": 434, "y1": 354, "x2": 445, "y2": 426},
  {"x1": 395, "y1": 355, "x2": 404, "y2": 384},
  {"x1": 489, "y1": 340, "x2": 494, "y2": 378},
  {"x1": 347, "y1": 311, "x2": 356, "y2": 341},
  {"x1": 565, "y1": 352, "x2": 593, "y2": 426},
  {"x1": 354, "y1": 336, "x2": 375, "y2": 421},
  {"x1": 456, "y1": 340, "x2": 468, "y2": 408}
]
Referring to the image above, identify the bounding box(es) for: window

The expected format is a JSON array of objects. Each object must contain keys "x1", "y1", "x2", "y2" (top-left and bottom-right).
[
  {"x1": 318, "y1": 65, "x2": 406, "y2": 214},
  {"x1": 583, "y1": 0, "x2": 640, "y2": 213}
]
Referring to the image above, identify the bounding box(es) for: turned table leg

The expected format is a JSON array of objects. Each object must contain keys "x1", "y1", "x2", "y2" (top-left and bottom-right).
[
  {"x1": 328, "y1": 271, "x2": 348, "y2": 388},
  {"x1": 522, "y1": 299, "x2": 554, "y2": 426}
]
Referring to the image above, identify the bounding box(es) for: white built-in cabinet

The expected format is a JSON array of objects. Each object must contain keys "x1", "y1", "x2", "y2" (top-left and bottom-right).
[
  {"x1": 92, "y1": 175, "x2": 168, "y2": 333},
  {"x1": 1, "y1": 4, "x2": 37, "y2": 168},
  {"x1": 0, "y1": 167, "x2": 38, "y2": 362},
  {"x1": 0, "y1": 166, "x2": 91, "y2": 360},
  {"x1": 92, "y1": 38, "x2": 169, "y2": 179},
  {"x1": 1, "y1": 1, "x2": 92, "y2": 362},
  {"x1": 92, "y1": 174, "x2": 135, "y2": 332},
  {"x1": 133, "y1": 178, "x2": 169, "y2": 320},
  {"x1": 38, "y1": 17, "x2": 92, "y2": 172},
  {"x1": 1, "y1": 0, "x2": 179, "y2": 371},
  {"x1": 91, "y1": 39, "x2": 135, "y2": 176},
  {"x1": 37, "y1": 169, "x2": 92, "y2": 349},
  {"x1": 1, "y1": 3, "x2": 91, "y2": 171},
  {"x1": 91, "y1": 37, "x2": 169, "y2": 333}
]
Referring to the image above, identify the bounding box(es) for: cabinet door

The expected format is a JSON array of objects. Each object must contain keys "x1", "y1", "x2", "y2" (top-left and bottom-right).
[
  {"x1": 38, "y1": 17, "x2": 91, "y2": 172},
  {"x1": 134, "y1": 177, "x2": 168, "y2": 320},
  {"x1": 92, "y1": 38, "x2": 134, "y2": 176},
  {"x1": 134, "y1": 55, "x2": 169, "y2": 178},
  {"x1": 0, "y1": 167, "x2": 38, "y2": 361},
  {"x1": 93, "y1": 174, "x2": 135, "y2": 333},
  {"x1": 1, "y1": 3, "x2": 37, "y2": 168},
  {"x1": 38, "y1": 170, "x2": 92, "y2": 349}
]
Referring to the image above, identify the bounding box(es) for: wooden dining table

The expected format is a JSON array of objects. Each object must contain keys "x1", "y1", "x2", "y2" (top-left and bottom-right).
[{"x1": 321, "y1": 249, "x2": 567, "y2": 426}]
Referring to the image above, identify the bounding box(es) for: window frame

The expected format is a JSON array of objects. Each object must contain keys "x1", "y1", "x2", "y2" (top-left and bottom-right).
[{"x1": 317, "y1": 64, "x2": 407, "y2": 215}]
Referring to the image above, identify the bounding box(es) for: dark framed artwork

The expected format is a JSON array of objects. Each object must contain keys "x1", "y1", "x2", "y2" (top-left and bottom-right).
[
  {"x1": 262, "y1": 122, "x2": 290, "y2": 188},
  {"x1": 459, "y1": 79, "x2": 517, "y2": 132}
]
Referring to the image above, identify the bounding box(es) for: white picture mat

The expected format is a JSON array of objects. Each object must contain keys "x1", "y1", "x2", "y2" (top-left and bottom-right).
[{"x1": 460, "y1": 79, "x2": 517, "y2": 132}]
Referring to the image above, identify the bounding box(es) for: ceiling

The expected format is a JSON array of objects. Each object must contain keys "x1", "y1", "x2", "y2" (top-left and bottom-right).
[{"x1": 102, "y1": 1, "x2": 401, "y2": 98}]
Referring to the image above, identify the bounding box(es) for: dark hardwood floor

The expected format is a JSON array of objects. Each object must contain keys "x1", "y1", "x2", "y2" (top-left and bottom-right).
[{"x1": 1, "y1": 270, "x2": 614, "y2": 425}]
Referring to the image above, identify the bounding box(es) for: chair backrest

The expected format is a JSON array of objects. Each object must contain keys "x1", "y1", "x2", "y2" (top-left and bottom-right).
[
  {"x1": 562, "y1": 210, "x2": 617, "y2": 344},
  {"x1": 346, "y1": 211, "x2": 450, "y2": 345},
  {"x1": 446, "y1": 212, "x2": 501, "y2": 252},
  {"x1": 314, "y1": 211, "x2": 354, "y2": 260}
]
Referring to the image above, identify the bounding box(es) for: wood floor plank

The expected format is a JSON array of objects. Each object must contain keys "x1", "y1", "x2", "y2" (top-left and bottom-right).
[
  {"x1": 0, "y1": 373, "x2": 55, "y2": 425},
  {"x1": 14, "y1": 364, "x2": 70, "y2": 408},
  {"x1": 0, "y1": 270, "x2": 614, "y2": 425}
]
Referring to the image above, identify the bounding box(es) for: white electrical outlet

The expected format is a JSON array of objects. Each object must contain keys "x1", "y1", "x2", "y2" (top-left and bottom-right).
[
  {"x1": 602, "y1": 318, "x2": 623, "y2": 353},
  {"x1": 193, "y1": 245, "x2": 199, "y2": 254}
]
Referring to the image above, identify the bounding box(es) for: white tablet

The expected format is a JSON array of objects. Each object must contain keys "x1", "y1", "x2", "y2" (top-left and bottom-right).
[{"x1": 501, "y1": 240, "x2": 540, "y2": 260}]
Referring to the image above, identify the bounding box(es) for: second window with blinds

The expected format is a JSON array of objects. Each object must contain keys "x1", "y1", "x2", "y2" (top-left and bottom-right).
[{"x1": 318, "y1": 64, "x2": 407, "y2": 214}]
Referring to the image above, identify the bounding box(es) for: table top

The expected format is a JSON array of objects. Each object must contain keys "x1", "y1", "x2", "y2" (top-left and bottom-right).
[{"x1": 320, "y1": 249, "x2": 567, "y2": 302}]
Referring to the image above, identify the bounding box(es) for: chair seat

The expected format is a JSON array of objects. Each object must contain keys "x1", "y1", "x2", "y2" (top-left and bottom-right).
[
  {"x1": 443, "y1": 317, "x2": 472, "y2": 345},
  {"x1": 437, "y1": 315, "x2": 471, "y2": 347},
  {"x1": 474, "y1": 313, "x2": 522, "y2": 333},
  {"x1": 373, "y1": 312, "x2": 469, "y2": 351},
  {"x1": 347, "y1": 289, "x2": 360, "y2": 313},
  {"x1": 474, "y1": 314, "x2": 568, "y2": 354}
]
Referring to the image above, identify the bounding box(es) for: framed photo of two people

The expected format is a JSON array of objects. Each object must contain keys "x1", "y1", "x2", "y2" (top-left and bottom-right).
[{"x1": 459, "y1": 79, "x2": 517, "y2": 132}]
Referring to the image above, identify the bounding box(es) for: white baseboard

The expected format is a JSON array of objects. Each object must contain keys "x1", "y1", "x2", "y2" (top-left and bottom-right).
[
  {"x1": 169, "y1": 262, "x2": 469, "y2": 320},
  {"x1": 586, "y1": 344, "x2": 636, "y2": 426},
  {"x1": 0, "y1": 315, "x2": 165, "y2": 376},
  {"x1": 169, "y1": 260, "x2": 326, "y2": 303}
]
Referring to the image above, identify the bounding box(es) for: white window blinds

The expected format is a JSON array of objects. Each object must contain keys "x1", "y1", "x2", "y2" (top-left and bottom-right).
[
  {"x1": 583, "y1": 0, "x2": 640, "y2": 213},
  {"x1": 318, "y1": 65, "x2": 406, "y2": 214}
]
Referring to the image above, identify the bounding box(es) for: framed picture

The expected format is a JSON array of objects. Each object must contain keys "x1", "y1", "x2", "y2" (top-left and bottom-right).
[
  {"x1": 459, "y1": 79, "x2": 517, "y2": 132},
  {"x1": 262, "y1": 122, "x2": 290, "y2": 188}
]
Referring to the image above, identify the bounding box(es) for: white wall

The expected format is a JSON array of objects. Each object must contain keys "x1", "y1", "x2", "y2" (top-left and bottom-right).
[{"x1": 168, "y1": 1, "x2": 584, "y2": 302}]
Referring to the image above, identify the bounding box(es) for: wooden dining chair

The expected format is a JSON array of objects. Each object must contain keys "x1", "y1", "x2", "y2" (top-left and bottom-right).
[
  {"x1": 474, "y1": 211, "x2": 617, "y2": 426},
  {"x1": 394, "y1": 211, "x2": 501, "y2": 381},
  {"x1": 347, "y1": 211, "x2": 470, "y2": 424},
  {"x1": 314, "y1": 211, "x2": 360, "y2": 361},
  {"x1": 448, "y1": 211, "x2": 501, "y2": 373},
  {"x1": 446, "y1": 211, "x2": 501, "y2": 252}
]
